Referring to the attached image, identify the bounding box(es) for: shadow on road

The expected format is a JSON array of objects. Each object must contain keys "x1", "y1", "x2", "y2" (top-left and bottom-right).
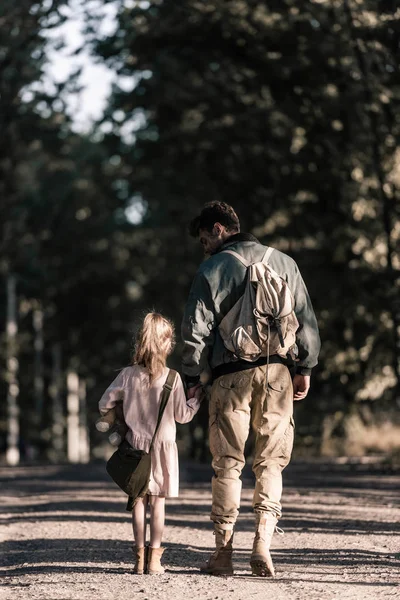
[
  {"x1": 2, "y1": 537, "x2": 398, "y2": 585},
  {"x1": 1, "y1": 459, "x2": 400, "y2": 592}
]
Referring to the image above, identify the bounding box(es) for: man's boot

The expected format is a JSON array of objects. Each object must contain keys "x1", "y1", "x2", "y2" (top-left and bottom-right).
[
  {"x1": 250, "y1": 512, "x2": 277, "y2": 577},
  {"x1": 200, "y1": 525, "x2": 234, "y2": 576}
]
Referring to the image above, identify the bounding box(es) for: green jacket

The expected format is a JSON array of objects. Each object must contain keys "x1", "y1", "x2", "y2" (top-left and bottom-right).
[{"x1": 181, "y1": 233, "x2": 321, "y2": 384}]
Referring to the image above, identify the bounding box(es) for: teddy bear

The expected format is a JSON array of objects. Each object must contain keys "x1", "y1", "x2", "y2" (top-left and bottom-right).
[{"x1": 95, "y1": 401, "x2": 129, "y2": 446}]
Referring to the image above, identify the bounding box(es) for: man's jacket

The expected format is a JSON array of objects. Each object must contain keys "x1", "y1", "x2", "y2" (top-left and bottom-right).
[{"x1": 181, "y1": 233, "x2": 321, "y2": 385}]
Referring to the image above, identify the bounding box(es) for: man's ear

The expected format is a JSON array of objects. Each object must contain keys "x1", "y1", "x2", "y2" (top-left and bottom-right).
[{"x1": 212, "y1": 222, "x2": 224, "y2": 236}]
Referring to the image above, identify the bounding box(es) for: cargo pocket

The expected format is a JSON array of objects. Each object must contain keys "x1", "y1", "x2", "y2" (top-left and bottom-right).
[
  {"x1": 218, "y1": 372, "x2": 250, "y2": 390},
  {"x1": 266, "y1": 365, "x2": 290, "y2": 393},
  {"x1": 208, "y1": 387, "x2": 221, "y2": 457},
  {"x1": 209, "y1": 407, "x2": 227, "y2": 459},
  {"x1": 281, "y1": 416, "x2": 295, "y2": 461},
  {"x1": 209, "y1": 398, "x2": 218, "y2": 428},
  {"x1": 267, "y1": 377, "x2": 286, "y2": 392}
]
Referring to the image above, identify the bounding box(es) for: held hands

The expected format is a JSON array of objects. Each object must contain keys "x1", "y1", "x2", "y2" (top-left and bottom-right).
[
  {"x1": 194, "y1": 385, "x2": 205, "y2": 400},
  {"x1": 187, "y1": 383, "x2": 204, "y2": 401},
  {"x1": 292, "y1": 374, "x2": 310, "y2": 401}
]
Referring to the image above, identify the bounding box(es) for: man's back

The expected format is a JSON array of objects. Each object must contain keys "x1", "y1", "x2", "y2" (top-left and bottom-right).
[{"x1": 182, "y1": 232, "x2": 320, "y2": 379}]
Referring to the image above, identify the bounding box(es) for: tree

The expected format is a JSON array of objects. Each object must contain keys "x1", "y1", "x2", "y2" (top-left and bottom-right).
[
  {"x1": 0, "y1": 1, "x2": 143, "y2": 458},
  {"x1": 92, "y1": 0, "x2": 400, "y2": 454}
]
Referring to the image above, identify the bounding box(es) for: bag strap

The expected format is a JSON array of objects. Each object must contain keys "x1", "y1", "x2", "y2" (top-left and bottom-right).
[
  {"x1": 221, "y1": 249, "x2": 251, "y2": 268},
  {"x1": 149, "y1": 369, "x2": 177, "y2": 450},
  {"x1": 262, "y1": 247, "x2": 274, "y2": 265},
  {"x1": 222, "y1": 247, "x2": 274, "y2": 267}
]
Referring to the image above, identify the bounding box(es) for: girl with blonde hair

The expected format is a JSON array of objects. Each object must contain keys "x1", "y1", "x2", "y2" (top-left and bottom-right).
[{"x1": 99, "y1": 312, "x2": 202, "y2": 574}]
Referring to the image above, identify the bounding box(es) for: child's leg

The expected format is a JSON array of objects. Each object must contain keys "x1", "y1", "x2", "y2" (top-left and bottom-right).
[
  {"x1": 132, "y1": 495, "x2": 149, "y2": 547},
  {"x1": 149, "y1": 495, "x2": 165, "y2": 548}
]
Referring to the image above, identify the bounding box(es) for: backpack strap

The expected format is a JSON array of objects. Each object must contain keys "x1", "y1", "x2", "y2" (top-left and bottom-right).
[
  {"x1": 262, "y1": 247, "x2": 274, "y2": 265},
  {"x1": 150, "y1": 369, "x2": 177, "y2": 450},
  {"x1": 222, "y1": 247, "x2": 274, "y2": 267},
  {"x1": 221, "y1": 249, "x2": 251, "y2": 268}
]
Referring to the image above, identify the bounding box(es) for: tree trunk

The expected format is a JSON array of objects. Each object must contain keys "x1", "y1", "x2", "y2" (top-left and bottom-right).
[
  {"x1": 6, "y1": 274, "x2": 19, "y2": 466},
  {"x1": 33, "y1": 305, "x2": 44, "y2": 427},
  {"x1": 49, "y1": 343, "x2": 64, "y2": 462},
  {"x1": 67, "y1": 370, "x2": 80, "y2": 464},
  {"x1": 79, "y1": 379, "x2": 90, "y2": 463}
]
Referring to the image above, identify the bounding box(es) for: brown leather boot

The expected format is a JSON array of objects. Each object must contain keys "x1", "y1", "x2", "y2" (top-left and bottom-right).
[
  {"x1": 200, "y1": 525, "x2": 234, "y2": 576},
  {"x1": 147, "y1": 547, "x2": 165, "y2": 575},
  {"x1": 132, "y1": 546, "x2": 147, "y2": 575},
  {"x1": 250, "y1": 513, "x2": 277, "y2": 577}
]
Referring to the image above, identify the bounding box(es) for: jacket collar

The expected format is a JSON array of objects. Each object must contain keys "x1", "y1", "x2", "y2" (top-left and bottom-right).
[{"x1": 219, "y1": 232, "x2": 260, "y2": 251}]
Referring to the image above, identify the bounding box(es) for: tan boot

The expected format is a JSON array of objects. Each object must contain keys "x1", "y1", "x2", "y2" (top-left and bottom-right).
[
  {"x1": 200, "y1": 525, "x2": 234, "y2": 576},
  {"x1": 147, "y1": 547, "x2": 165, "y2": 575},
  {"x1": 250, "y1": 513, "x2": 277, "y2": 577},
  {"x1": 132, "y1": 546, "x2": 147, "y2": 575}
]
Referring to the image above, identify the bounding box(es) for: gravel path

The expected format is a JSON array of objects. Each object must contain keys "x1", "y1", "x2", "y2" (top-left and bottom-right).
[{"x1": 1, "y1": 460, "x2": 399, "y2": 600}]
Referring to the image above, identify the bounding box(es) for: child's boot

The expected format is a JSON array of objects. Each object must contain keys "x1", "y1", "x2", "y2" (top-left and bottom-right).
[
  {"x1": 147, "y1": 547, "x2": 165, "y2": 574},
  {"x1": 132, "y1": 546, "x2": 146, "y2": 575}
]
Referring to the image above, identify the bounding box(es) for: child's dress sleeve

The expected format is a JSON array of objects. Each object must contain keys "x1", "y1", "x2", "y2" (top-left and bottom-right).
[
  {"x1": 173, "y1": 375, "x2": 202, "y2": 424},
  {"x1": 98, "y1": 368, "x2": 127, "y2": 415}
]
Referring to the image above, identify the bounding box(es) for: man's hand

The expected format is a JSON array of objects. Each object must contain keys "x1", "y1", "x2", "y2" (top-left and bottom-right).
[
  {"x1": 292, "y1": 374, "x2": 310, "y2": 401},
  {"x1": 194, "y1": 385, "x2": 205, "y2": 401}
]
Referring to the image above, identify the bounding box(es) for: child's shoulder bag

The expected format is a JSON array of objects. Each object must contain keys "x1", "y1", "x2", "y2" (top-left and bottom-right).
[{"x1": 106, "y1": 369, "x2": 177, "y2": 509}]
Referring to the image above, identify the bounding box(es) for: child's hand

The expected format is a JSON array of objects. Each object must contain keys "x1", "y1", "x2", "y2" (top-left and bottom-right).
[{"x1": 187, "y1": 383, "x2": 201, "y2": 399}]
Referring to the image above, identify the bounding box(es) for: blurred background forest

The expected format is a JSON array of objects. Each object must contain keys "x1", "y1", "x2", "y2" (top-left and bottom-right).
[{"x1": 1, "y1": 0, "x2": 399, "y2": 466}]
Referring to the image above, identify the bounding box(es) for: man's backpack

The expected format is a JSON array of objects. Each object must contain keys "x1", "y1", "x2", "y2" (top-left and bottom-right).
[{"x1": 218, "y1": 247, "x2": 299, "y2": 362}]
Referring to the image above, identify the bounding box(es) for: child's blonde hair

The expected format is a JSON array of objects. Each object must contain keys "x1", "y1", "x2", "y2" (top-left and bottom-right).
[{"x1": 132, "y1": 312, "x2": 175, "y2": 382}]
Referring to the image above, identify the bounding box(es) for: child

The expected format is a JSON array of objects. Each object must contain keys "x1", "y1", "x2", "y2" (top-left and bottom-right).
[{"x1": 98, "y1": 312, "x2": 202, "y2": 575}]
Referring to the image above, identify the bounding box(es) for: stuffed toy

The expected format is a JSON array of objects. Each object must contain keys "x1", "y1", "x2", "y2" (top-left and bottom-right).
[{"x1": 96, "y1": 401, "x2": 129, "y2": 446}]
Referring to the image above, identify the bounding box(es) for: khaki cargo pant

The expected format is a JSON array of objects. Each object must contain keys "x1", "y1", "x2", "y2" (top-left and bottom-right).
[{"x1": 209, "y1": 363, "x2": 294, "y2": 525}]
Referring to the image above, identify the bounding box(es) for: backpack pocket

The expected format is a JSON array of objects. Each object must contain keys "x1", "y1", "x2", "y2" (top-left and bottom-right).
[{"x1": 230, "y1": 326, "x2": 262, "y2": 361}]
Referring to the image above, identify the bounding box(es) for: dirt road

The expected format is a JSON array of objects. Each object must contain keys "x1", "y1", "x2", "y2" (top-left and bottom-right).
[{"x1": 1, "y1": 460, "x2": 399, "y2": 600}]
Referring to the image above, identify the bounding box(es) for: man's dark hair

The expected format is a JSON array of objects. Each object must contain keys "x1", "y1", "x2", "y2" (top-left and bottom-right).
[{"x1": 189, "y1": 202, "x2": 240, "y2": 237}]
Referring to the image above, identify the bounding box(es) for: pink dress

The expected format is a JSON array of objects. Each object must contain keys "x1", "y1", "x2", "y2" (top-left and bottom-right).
[{"x1": 98, "y1": 365, "x2": 201, "y2": 497}]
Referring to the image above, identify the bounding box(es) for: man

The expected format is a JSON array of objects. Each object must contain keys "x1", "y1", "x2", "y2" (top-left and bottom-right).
[{"x1": 182, "y1": 201, "x2": 320, "y2": 577}]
